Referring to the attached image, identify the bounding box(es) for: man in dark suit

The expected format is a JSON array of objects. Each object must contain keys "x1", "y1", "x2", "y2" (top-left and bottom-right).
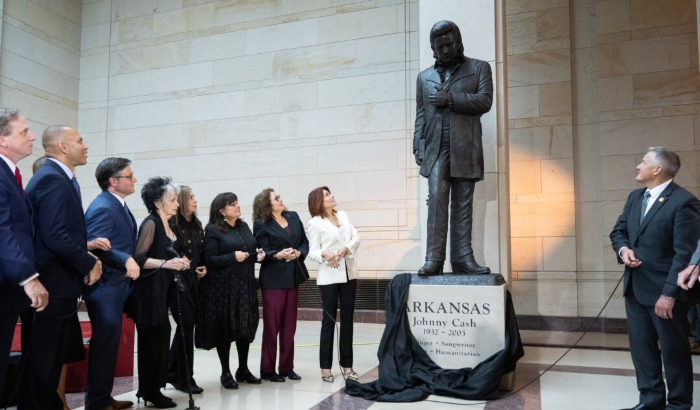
[
  {"x1": 413, "y1": 20, "x2": 493, "y2": 276},
  {"x1": 610, "y1": 147, "x2": 700, "y2": 410},
  {"x1": 20, "y1": 125, "x2": 102, "y2": 410},
  {"x1": 0, "y1": 108, "x2": 49, "y2": 399},
  {"x1": 84, "y1": 158, "x2": 140, "y2": 410}
]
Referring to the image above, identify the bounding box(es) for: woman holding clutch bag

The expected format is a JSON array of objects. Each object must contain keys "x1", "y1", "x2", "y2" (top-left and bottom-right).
[{"x1": 306, "y1": 186, "x2": 361, "y2": 383}]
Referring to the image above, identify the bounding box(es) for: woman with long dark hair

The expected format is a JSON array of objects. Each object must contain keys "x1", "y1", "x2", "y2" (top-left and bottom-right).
[
  {"x1": 166, "y1": 186, "x2": 206, "y2": 394},
  {"x1": 131, "y1": 177, "x2": 189, "y2": 408},
  {"x1": 197, "y1": 192, "x2": 263, "y2": 389},
  {"x1": 307, "y1": 186, "x2": 361, "y2": 382},
  {"x1": 253, "y1": 188, "x2": 309, "y2": 382}
]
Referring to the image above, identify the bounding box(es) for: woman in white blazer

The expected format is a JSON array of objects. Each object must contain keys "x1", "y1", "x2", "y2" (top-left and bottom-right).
[{"x1": 307, "y1": 186, "x2": 361, "y2": 383}]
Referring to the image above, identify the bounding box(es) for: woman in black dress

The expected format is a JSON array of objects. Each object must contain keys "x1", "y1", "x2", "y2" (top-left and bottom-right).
[
  {"x1": 166, "y1": 185, "x2": 207, "y2": 394},
  {"x1": 132, "y1": 177, "x2": 190, "y2": 408},
  {"x1": 197, "y1": 192, "x2": 263, "y2": 389}
]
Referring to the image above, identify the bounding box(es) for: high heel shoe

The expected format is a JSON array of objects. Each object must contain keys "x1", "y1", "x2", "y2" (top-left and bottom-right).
[
  {"x1": 321, "y1": 371, "x2": 334, "y2": 383},
  {"x1": 135, "y1": 391, "x2": 176, "y2": 408}
]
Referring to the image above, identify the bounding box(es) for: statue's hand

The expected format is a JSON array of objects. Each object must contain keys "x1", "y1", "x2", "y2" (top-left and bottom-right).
[
  {"x1": 414, "y1": 155, "x2": 423, "y2": 166},
  {"x1": 429, "y1": 89, "x2": 449, "y2": 108}
]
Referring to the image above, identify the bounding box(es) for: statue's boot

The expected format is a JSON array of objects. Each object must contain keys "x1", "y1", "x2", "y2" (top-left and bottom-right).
[
  {"x1": 417, "y1": 261, "x2": 443, "y2": 276},
  {"x1": 452, "y1": 258, "x2": 490, "y2": 275}
]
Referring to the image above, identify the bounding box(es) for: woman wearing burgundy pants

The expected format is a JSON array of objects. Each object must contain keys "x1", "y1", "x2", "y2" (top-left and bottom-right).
[{"x1": 253, "y1": 188, "x2": 309, "y2": 382}]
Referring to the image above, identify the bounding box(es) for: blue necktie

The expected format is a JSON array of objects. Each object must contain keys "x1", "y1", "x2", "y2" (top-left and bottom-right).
[
  {"x1": 71, "y1": 177, "x2": 82, "y2": 204},
  {"x1": 640, "y1": 191, "x2": 651, "y2": 222}
]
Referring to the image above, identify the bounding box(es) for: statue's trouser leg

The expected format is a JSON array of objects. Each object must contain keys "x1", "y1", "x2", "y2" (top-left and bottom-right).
[
  {"x1": 450, "y1": 178, "x2": 476, "y2": 263},
  {"x1": 426, "y1": 149, "x2": 451, "y2": 263}
]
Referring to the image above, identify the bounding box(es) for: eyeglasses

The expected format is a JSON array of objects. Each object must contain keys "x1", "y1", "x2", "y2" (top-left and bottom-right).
[
  {"x1": 274, "y1": 195, "x2": 282, "y2": 202},
  {"x1": 113, "y1": 173, "x2": 134, "y2": 180}
]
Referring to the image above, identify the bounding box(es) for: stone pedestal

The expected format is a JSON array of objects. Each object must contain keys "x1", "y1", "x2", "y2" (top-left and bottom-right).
[{"x1": 407, "y1": 273, "x2": 507, "y2": 370}]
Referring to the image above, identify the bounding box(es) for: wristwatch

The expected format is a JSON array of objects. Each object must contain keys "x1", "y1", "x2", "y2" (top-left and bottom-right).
[{"x1": 664, "y1": 294, "x2": 675, "y2": 300}]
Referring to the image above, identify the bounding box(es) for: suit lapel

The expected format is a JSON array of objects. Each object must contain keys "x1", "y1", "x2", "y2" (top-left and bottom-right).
[
  {"x1": 636, "y1": 182, "x2": 675, "y2": 239},
  {"x1": 102, "y1": 191, "x2": 136, "y2": 238},
  {"x1": 265, "y1": 218, "x2": 295, "y2": 248},
  {"x1": 324, "y1": 215, "x2": 346, "y2": 245},
  {"x1": 46, "y1": 160, "x2": 82, "y2": 204}
]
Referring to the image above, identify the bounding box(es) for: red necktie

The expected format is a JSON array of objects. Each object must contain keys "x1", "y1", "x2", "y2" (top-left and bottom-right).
[{"x1": 15, "y1": 167, "x2": 25, "y2": 196}]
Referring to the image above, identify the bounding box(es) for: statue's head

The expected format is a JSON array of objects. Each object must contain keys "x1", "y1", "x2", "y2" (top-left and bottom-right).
[{"x1": 429, "y1": 20, "x2": 465, "y2": 63}]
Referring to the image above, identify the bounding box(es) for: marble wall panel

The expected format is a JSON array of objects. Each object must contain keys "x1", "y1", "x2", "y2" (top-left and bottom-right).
[
  {"x1": 81, "y1": 22, "x2": 111, "y2": 50},
  {"x1": 209, "y1": 176, "x2": 280, "y2": 210},
  {"x1": 356, "y1": 33, "x2": 407, "y2": 67},
  {"x1": 510, "y1": 201, "x2": 575, "y2": 237},
  {"x1": 355, "y1": 237, "x2": 422, "y2": 271},
  {"x1": 34, "y1": 0, "x2": 82, "y2": 26},
  {"x1": 598, "y1": 76, "x2": 633, "y2": 111},
  {"x1": 317, "y1": 5, "x2": 397, "y2": 44},
  {"x1": 317, "y1": 140, "x2": 398, "y2": 173},
  {"x1": 508, "y1": 85, "x2": 539, "y2": 119},
  {"x1": 507, "y1": 49, "x2": 571, "y2": 86},
  {"x1": 185, "y1": 114, "x2": 282, "y2": 147},
  {"x1": 357, "y1": 101, "x2": 406, "y2": 133},
  {"x1": 506, "y1": 12, "x2": 538, "y2": 46},
  {"x1": 213, "y1": 53, "x2": 275, "y2": 85},
  {"x1": 0, "y1": 51, "x2": 73, "y2": 101},
  {"x1": 2, "y1": 23, "x2": 80, "y2": 79},
  {"x1": 178, "y1": 152, "x2": 245, "y2": 181},
  {"x1": 576, "y1": 201, "x2": 605, "y2": 271},
  {"x1": 273, "y1": 42, "x2": 357, "y2": 78},
  {"x1": 117, "y1": 15, "x2": 153, "y2": 43},
  {"x1": 105, "y1": 124, "x2": 185, "y2": 154},
  {"x1": 600, "y1": 116, "x2": 695, "y2": 155},
  {"x1": 597, "y1": 35, "x2": 691, "y2": 77},
  {"x1": 79, "y1": 107, "x2": 108, "y2": 133},
  {"x1": 510, "y1": 160, "x2": 542, "y2": 195},
  {"x1": 187, "y1": 30, "x2": 247, "y2": 64},
  {"x1": 111, "y1": 99, "x2": 181, "y2": 130},
  {"x1": 537, "y1": 6, "x2": 569, "y2": 41},
  {"x1": 573, "y1": 123, "x2": 601, "y2": 201},
  {"x1": 511, "y1": 237, "x2": 544, "y2": 271},
  {"x1": 595, "y1": 0, "x2": 630, "y2": 35},
  {"x1": 509, "y1": 280, "x2": 578, "y2": 316},
  {"x1": 108, "y1": 70, "x2": 151, "y2": 99},
  {"x1": 80, "y1": 52, "x2": 109, "y2": 79},
  {"x1": 4, "y1": 0, "x2": 81, "y2": 48},
  {"x1": 630, "y1": 0, "x2": 695, "y2": 30},
  {"x1": 510, "y1": 125, "x2": 573, "y2": 161},
  {"x1": 247, "y1": 20, "x2": 317, "y2": 54},
  {"x1": 506, "y1": 0, "x2": 568, "y2": 15},
  {"x1": 278, "y1": 172, "x2": 357, "y2": 205},
  {"x1": 213, "y1": 0, "x2": 282, "y2": 27},
  {"x1": 539, "y1": 81, "x2": 572, "y2": 116},
  {"x1": 82, "y1": 0, "x2": 111, "y2": 27},
  {"x1": 542, "y1": 236, "x2": 576, "y2": 272},
  {"x1": 571, "y1": 0, "x2": 596, "y2": 49},
  {"x1": 150, "y1": 62, "x2": 213, "y2": 94},
  {"x1": 633, "y1": 69, "x2": 700, "y2": 108},
  {"x1": 180, "y1": 91, "x2": 245, "y2": 122},
  {"x1": 280, "y1": 106, "x2": 356, "y2": 139},
  {"x1": 120, "y1": 0, "x2": 183, "y2": 19},
  {"x1": 600, "y1": 155, "x2": 637, "y2": 191},
  {"x1": 318, "y1": 72, "x2": 399, "y2": 108},
  {"x1": 151, "y1": 3, "x2": 215, "y2": 37},
  {"x1": 112, "y1": 43, "x2": 186, "y2": 75},
  {"x1": 356, "y1": 169, "x2": 407, "y2": 201},
  {"x1": 244, "y1": 146, "x2": 317, "y2": 177},
  {"x1": 540, "y1": 158, "x2": 574, "y2": 193}
]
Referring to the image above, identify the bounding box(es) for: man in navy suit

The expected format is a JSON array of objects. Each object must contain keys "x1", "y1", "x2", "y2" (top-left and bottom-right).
[
  {"x1": 84, "y1": 158, "x2": 140, "y2": 410},
  {"x1": 610, "y1": 147, "x2": 700, "y2": 410},
  {"x1": 0, "y1": 108, "x2": 49, "y2": 399},
  {"x1": 21, "y1": 125, "x2": 103, "y2": 410}
]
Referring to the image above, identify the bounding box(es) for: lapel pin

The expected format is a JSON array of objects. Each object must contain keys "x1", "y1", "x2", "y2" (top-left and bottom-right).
[{"x1": 658, "y1": 198, "x2": 664, "y2": 203}]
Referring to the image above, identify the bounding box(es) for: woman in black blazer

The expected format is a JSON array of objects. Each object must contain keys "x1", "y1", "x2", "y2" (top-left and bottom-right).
[{"x1": 253, "y1": 188, "x2": 309, "y2": 382}]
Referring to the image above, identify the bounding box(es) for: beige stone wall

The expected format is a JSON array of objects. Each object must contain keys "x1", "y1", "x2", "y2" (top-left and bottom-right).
[
  {"x1": 78, "y1": 0, "x2": 422, "y2": 280},
  {"x1": 0, "y1": 0, "x2": 82, "y2": 176},
  {"x1": 507, "y1": 0, "x2": 699, "y2": 318}
]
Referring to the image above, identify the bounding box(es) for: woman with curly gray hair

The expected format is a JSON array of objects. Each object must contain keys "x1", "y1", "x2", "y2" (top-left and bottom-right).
[{"x1": 131, "y1": 177, "x2": 189, "y2": 408}]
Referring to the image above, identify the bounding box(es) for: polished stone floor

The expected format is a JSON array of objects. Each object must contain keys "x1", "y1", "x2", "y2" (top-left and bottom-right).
[{"x1": 53, "y1": 322, "x2": 700, "y2": 410}]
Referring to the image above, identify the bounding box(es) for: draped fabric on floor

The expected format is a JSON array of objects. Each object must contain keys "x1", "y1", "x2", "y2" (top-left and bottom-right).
[{"x1": 345, "y1": 273, "x2": 524, "y2": 402}]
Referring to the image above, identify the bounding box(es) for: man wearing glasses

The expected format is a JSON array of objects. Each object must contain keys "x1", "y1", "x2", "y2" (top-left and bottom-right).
[{"x1": 83, "y1": 158, "x2": 140, "y2": 410}]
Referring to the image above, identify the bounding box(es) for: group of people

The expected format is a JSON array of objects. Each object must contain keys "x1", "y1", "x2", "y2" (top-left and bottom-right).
[{"x1": 0, "y1": 108, "x2": 362, "y2": 410}]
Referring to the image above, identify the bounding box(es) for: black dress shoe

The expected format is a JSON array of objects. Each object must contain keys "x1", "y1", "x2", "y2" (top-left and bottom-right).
[
  {"x1": 220, "y1": 372, "x2": 239, "y2": 389},
  {"x1": 235, "y1": 368, "x2": 262, "y2": 384},
  {"x1": 109, "y1": 398, "x2": 134, "y2": 409},
  {"x1": 260, "y1": 371, "x2": 285, "y2": 382},
  {"x1": 280, "y1": 370, "x2": 302, "y2": 380},
  {"x1": 417, "y1": 261, "x2": 443, "y2": 276},
  {"x1": 452, "y1": 260, "x2": 490, "y2": 275},
  {"x1": 619, "y1": 405, "x2": 660, "y2": 410},
  {"x1": 135, "y1": 392, "x2": 175, "y2": 408},
  {"x1": 169, "y1": 379, "x2": 204, "y2": 394}
]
